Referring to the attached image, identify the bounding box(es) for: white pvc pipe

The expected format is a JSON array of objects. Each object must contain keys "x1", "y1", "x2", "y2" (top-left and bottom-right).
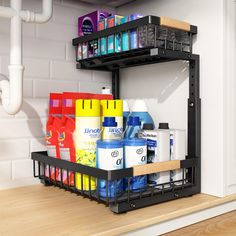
[
  {"x1": 0, "y1": 0, "x2": 23, "y2": 115},
  {"x1": 0, "y1": 6, "x2": 16, "y2": 18},
  {"x1": 21, "y1": 0, "x2": 53, "y2": 23},
  {"x1": 0, "y1": 0, "x2": 52, "y2": 115}
]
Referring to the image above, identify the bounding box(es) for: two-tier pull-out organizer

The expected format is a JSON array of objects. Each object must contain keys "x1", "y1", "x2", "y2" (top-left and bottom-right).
[{"x1": 31, "y1": 15, "x2": 200, "y2": 213}]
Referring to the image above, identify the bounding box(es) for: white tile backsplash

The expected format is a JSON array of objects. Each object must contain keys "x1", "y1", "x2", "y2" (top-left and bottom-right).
[
  {"x1": 12, "y1": 159, "x2": 33, "y2": 179},
  {"x1": 0, "y1": 139, "x2": 30, "y2": 161}
]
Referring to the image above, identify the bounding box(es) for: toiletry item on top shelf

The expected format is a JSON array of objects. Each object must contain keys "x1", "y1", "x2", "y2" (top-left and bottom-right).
[
  {"x1": 124, "y1": 138, "x2": 147, "y2": 191},
  {"x1": 75, "y1": 99, "x2": 101, "y2": 190},
  {"x1": 129, "y1": 14, "x2": 144, "y2": 49},
  {"x1": 45, "y1": 93, "x2": 62, "y2": 179},
  {"x1": 101, "y1": 100, "x2": 123, "y2": 139},
  {"x1": 123, "y1": 100, "x2": 130, "y2": 132},
  {"x1": 98, "y1": 18, "x2": 107, "y2": 55},
  {"x1": 58, "y1": 92, "x2": 92, "y2": 185},
  {"x1": 139, "y1": 127, "x2": 170, "y2": 188},
  {"x1": 77, "y1": 10, "x2": 110, "y2": 59},
  {"x1": 78, "y1": 10, "x2": 110, "y2": 37},
  {"x1": 121, "y1": 16, "x2": 129, "y2": 51},
  {"x1": 131, "y1": 99, "x2": 155, "y2": 129},
  {"x1": 96, "y1": 140, "x2": 123, "y2": 198},
  {"x1": 102, "y1": 117, "x2": 122, "y2": 140},
  {"x1": 125, "y1": 116, "x2": 141, "y2": 139},
  {"x1": 107, "y1": 15, "x2": 124, "y2": 54},
  {"x1": 158, "y1": 123, "x2": 186, "y2": 185}
]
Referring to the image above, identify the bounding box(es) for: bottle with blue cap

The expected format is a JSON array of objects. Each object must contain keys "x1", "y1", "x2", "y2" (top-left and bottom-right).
[
  {"x1": 125, "y1": 116, "x2": 141, "y2": 138},
  {"x1": 124, "y1": 138, "x2": 147, "y2": 192},
  {"x1": 102, "y1": 117, "x2": 122, "y2": 140},
  {"x1": 96, "y1": 139, "x2": 123, "y2": 198},
  {"x1": 123, "y1": 100, "x2": 130, "y2": 132},
  {"x1": 131, "y1": 100, "x2": 154, "y2": 129}
]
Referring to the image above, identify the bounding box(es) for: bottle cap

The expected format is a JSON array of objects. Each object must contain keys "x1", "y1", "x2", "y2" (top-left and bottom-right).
[
  {"x1": 76, "y1": 99, "x2": 100, "y2": 117},
  {"x1": 123, "y1": 100, "x2": 129, "y2": 113},
  {"x1": 101, "y1": 86, "x2": 111, "y2": 95},
  {"x1": 101, "y1": 100, "x2": 123, "y2": 117},
  {"x1": 127, "y1": 116, "x2": 141, "y2": 126},
  {"x1": 143, "y1": 123, "x2": 154, "y2": 130},
  {"x1": 159, "y1": 123, "x2": 169, "y2": 129},
  {"x1": 102, "y1": 117, "x2": 117, "y2": 127},
  {"x1": 131, "y1": 100, "x2": 148, "y2": 112}
]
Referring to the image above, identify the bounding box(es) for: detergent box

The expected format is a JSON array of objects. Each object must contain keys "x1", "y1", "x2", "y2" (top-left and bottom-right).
[
  {"x1": 78, "y1": 10, "x2": 110, "y2": 36},
  {"x1": 78, "y1": 11, "x2": 110, "y2": 59},
  {"x1": 58, "y1": 92, "x2": 92, "y2": 185}
]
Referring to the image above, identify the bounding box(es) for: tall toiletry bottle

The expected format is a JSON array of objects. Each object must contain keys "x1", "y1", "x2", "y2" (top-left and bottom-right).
[
  {"x1": 102, "y1": 117, "x2": 120, "y2": 140},
  {"x1": 125, "y1": 116, "x2": 141, "y2": 139},
  {"x1": 161, "y1": 123, "x2": 186, "y2": 185},
  {"x1": 75, "y1": 99, "x2": 100, "y2": 191},
  {"x1": 123, "y1": 100, "x2": 130, "y2": 133},
  {"x1": 131, "y1": 99, "x2": 154, "y2": 129},
  {"x1": 101, "y1": 100, "x2": 123, "y2": 140},
  {"x1": 139, "y1": 123, "x2": 170, "y2": 188}
]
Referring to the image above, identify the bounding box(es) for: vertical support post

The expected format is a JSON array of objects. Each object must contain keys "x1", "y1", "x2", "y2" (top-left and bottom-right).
[
  {"x1": 188, "y1": 55, "x2": 201, "y2": 192},
  {"x1": 112, "y1": 69, "x2": 120, "y2": 99}
]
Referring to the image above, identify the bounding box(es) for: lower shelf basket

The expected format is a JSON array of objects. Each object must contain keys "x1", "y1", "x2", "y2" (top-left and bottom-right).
[{"x1": 31, "y1": 151, "x2": 200, "y2": 213}]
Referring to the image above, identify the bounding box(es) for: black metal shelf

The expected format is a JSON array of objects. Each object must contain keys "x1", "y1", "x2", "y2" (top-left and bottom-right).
[
  {"x1": 32, "y1": 14, "x2": 201, "y2": 214},
  {"x1": 72, "y1": 16, "x2": 197, "y2": 46},
  {"x1": 76, "y1": 47, "x2": 198, "y2": 71},
  {"x1": 32, "y1": 151, "x2": 199, "y2": 213}
]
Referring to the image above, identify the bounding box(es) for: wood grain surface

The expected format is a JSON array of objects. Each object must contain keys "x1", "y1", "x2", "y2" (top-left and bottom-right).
[
  {"x1": 164, "y1": 210, "x2": 236, "y2": 236},
  {"x1": 0, "y1": 185, "x2": 236, "y2": 236}
]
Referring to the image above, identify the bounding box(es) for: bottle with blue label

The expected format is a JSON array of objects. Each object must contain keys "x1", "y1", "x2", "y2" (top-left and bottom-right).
[
  {"x1": 123, "y1": 100, "x2": 130, "y2": 133},
  {"x1": 125, "y1": 116, "x2": 141, "y2": 139},
  {"x1": 102, "y1": 117, "x2": 122, "y2": 140},
  {"x1": 124, "y1": 138, "x2": 147, "y2": 192},
  {"x1": 96, "y1": 140, "x2": 123, "y2": 198},
  {"x1": 131, "y1": 100, "x2": 154, "y2": 129}
]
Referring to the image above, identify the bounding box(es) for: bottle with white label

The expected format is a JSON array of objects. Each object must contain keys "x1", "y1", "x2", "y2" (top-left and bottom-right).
[
  {"x1": 101, "y1": 100, "x2": 123, "y2": 138},
  {"x1": 124, "y1": 138, "x2": 147, "y2": 192},
  {"x1": 96, "y1": 140, "x2": 123, "y2": 198},
  {"x1": 75, "y1": 99, "x2": 100, "y2": 191},
  {"x1": 102, "y1": 117, "x2": 122, "y2": 140},
  {"x1": 169, "y1": 129, "x2": 186, "y2": 185},
  {"x1": 139, "y1": 128, "x2": 170, "y2": 188}
]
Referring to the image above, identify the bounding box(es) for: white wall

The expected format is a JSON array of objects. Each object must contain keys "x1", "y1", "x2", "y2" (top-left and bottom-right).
[
  {"x1": 118, "y1": 0, "x2": 227, "y2": 197},
  {"x1": 0, "y1": 0, "x2": 113, "y2": 189}
]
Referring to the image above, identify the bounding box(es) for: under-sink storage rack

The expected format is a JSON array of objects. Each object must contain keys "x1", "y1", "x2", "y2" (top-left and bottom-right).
[{"x1": 32, "y1": 15, "x2": 200, "y2": 213}]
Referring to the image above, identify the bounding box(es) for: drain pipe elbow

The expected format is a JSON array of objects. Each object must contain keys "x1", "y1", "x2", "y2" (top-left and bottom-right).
[
  {"x1": 0, "y1": 65, "x2": 24, "y2": 115},
  {"x1": 21, "y1": 0, "x2": 52, "y2": 23}
]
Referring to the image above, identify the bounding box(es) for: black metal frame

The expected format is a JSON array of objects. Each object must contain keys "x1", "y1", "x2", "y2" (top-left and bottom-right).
[
  {"x1": 32, "y1": 15, "x2": 201, "y2": 213},
  {"x1": 32, "y1": 151, "x2": 199, "y2": 213}
]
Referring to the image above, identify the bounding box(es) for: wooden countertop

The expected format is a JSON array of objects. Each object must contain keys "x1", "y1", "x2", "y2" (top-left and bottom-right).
[{"x1": 0, "y1": 185, "x2": 236, "y2": 236}]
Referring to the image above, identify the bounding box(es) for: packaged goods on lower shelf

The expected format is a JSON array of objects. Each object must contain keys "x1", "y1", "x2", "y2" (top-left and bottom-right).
[{"x1": 44, "y1": 96, "x2": 187, "y2": 199}]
